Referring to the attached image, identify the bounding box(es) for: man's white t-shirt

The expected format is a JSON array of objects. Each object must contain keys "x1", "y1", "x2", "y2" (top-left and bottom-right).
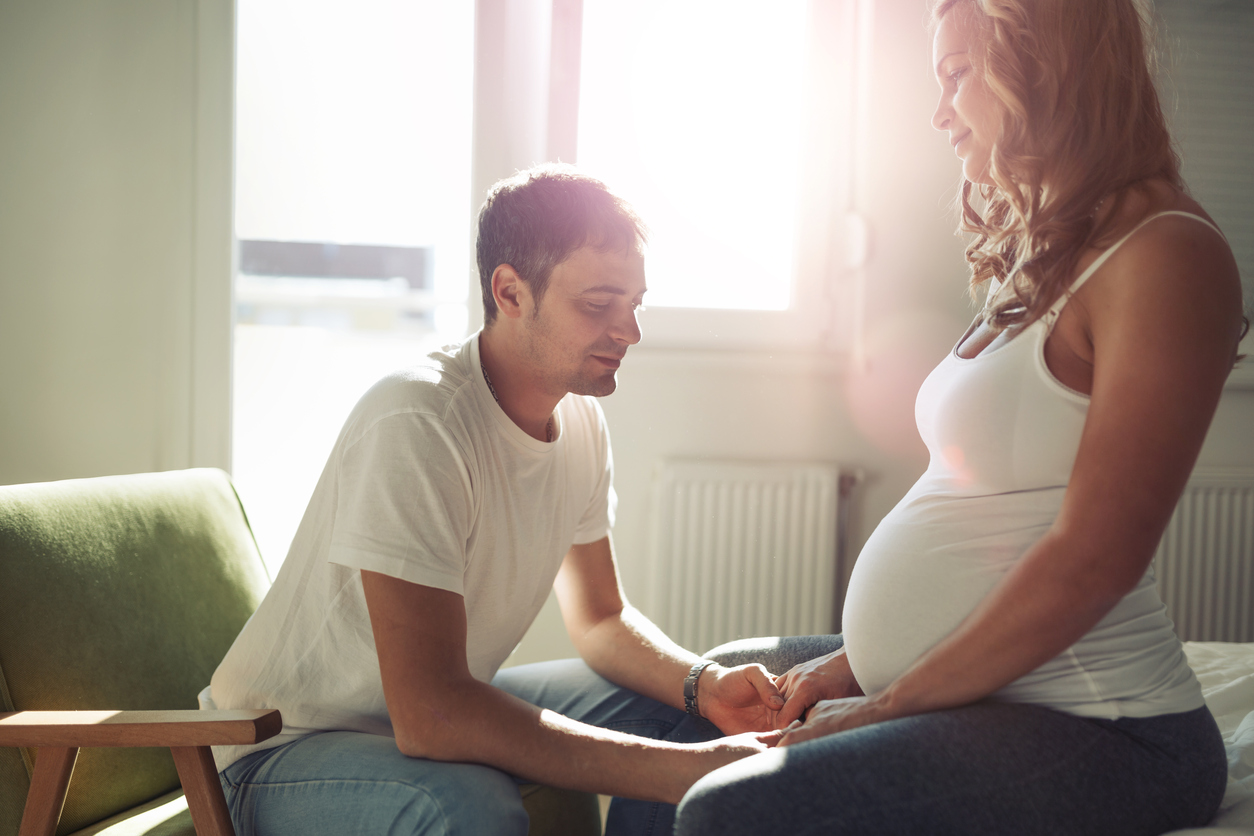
[{"x1": 200, "y1": 333, "x2": 616, "y2": 770}]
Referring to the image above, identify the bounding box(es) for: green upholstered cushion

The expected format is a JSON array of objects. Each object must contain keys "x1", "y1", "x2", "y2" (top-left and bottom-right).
[
  {"x1": 63, "y1": 785, "x2": 603, "y2": 836},
  {"x1": 65, "y1": 791, "x2": 191, "y2": 836},
  {"x1": 519, "y1": 784, "x2": 603, "y2": 836},
  {"x1": 0, "y1": 469, "x2": 270, "y2": 836}
]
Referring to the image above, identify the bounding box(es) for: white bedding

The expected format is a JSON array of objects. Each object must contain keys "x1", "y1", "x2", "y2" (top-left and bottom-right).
[{"x1": 1164, "y1": 641, "x2": 1254, "y2": 835}]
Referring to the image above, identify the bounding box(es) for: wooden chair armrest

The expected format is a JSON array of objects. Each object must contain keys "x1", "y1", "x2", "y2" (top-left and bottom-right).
[{"x1": 0, "y1": 709, "x2": 282, "y2": 748}]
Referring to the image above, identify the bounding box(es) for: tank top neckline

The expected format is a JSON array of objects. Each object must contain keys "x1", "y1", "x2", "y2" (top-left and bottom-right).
[{"x1": 950, "y1": 210, "x2": 1224, "y2": 366}]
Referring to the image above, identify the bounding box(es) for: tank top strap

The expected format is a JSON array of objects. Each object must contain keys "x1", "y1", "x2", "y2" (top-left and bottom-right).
[{"x1": 1044, "y1": 210, "x2": 1225, "y2": 325}]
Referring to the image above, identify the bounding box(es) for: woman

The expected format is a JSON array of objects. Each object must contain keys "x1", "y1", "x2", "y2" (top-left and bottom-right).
[{"x1": 676, "y1": 0, "x2": 1245, "y2": 833}]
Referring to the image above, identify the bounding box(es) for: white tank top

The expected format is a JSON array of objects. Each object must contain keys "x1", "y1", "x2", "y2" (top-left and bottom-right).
[{"x1": 841, "y1": 211, "x2": 1220, "y2": 719}]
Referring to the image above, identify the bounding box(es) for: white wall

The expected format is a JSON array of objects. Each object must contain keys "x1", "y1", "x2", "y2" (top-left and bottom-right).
[{"x1": 0, "y1": 0, "x2": 234, "y2": 486}]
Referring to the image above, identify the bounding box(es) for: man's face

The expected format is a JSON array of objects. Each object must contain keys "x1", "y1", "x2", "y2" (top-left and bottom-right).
[{"x1": 520, "y1": 245, "x2": 646, "y2": 399}]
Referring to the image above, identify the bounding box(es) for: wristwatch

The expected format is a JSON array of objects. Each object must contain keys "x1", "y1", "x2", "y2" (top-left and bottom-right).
[{"x1": 683, "y1": 660, "x2": 717, "y2": 717}]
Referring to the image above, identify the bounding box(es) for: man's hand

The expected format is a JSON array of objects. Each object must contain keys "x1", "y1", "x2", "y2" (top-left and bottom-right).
[
  {"x1": 773, "y1": 647, "x2": 864, "y2": 728},
  {"x1": 697, "y1": 663, "x2": 786, "y2": 734},
  {"x1": 777, "y1": 695, "x2": 889, "y2": 746}
]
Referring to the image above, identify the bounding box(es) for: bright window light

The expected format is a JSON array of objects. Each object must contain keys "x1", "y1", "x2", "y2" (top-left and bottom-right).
[
  {"x1": 235, "y1": 0, "x2": 473, "y2": 314},
  {"x1": 234, "y1": 0, "x2": 473, "y2": 570},
  {"x1": 578, "y1": 0, "x2": 808, "y2": 311}
]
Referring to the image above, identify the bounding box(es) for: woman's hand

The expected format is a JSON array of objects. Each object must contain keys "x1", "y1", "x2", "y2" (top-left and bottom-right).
[
  {"x1": 697, "y1": 663, "x2": 786, "y2": 734},
  {"x1": 773, "y1": 648, "x2": 864, "y2": 728},
  {"x1": 777, "y1": 695, "x2": 890, "y2": 747}
]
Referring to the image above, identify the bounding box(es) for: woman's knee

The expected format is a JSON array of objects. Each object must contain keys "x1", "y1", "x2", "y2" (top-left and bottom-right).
[
  {"x1": 704, "y1": 634, "x2": 844, "y2": 675},
  {"x1": 675, "y1": 751, "x2": 792, "y2": 836},
  {"x1": 674, "y1": 771, "x2": 738, "y2": 836}
]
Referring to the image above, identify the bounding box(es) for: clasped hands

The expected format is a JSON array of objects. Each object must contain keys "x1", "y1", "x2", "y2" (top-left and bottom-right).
[{"x1": 700, "y1": 648, "x2": 883, "y2": 748}]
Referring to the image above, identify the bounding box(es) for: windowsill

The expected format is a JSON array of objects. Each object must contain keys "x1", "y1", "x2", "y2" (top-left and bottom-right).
[
  {"x1": 622, "y1": 345, "x2": 1254, "y2": 389},
  {"x1": 1227, "y1": 363, "x2": 1254, "y2": 391},
  {"x1": 1226, "y1": 334, "x2": 1254, "y2": 391},
  {"x1": 622, "y1": 345, "x2": 850, "y2": 376}
]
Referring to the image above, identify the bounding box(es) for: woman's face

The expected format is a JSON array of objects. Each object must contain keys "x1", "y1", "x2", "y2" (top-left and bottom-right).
[{"x1": 931, "y1": 7, "x2": 1002, "y2": 185}]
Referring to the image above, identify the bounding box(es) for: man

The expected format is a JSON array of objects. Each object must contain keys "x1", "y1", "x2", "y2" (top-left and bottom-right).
[{"x1": 201, "y1": 166, "x2": 785, "y2": 836}]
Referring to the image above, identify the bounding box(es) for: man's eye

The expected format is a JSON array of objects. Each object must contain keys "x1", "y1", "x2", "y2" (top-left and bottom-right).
[{"x1": 587, "y1": 302, "x2": 609, "y2": 312}]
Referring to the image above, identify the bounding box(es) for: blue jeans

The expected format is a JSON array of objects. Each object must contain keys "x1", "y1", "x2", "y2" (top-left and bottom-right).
[
  {"x1": 219, "y1": 659, "x2": 722, "y2": 836},
  {"x1": 680, "y1": 635, "x2": 1230, "y2": 836}
]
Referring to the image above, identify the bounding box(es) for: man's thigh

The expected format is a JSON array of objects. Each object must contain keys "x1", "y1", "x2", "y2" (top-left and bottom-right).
[
  {"x1": 220, "y1": 730, "x2": 528, "y2": 836},
  {"x1": 492, "y1": 659, "x2": 721, "y2": 836},
  {"x1": 492, "y1": 658, "x2": 721, "y2": 744},
  {"x1": 490, "y1": 636, "x2": 845, "y2": 738}
]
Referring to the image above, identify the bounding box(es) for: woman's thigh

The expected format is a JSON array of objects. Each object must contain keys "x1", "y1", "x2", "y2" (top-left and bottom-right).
[
  {"x1": 221, "y1": 731, "x2": 528, "y2": 836},
  {"x1": 676, "y1": 702, "x2": 1227, "y2": 836}
]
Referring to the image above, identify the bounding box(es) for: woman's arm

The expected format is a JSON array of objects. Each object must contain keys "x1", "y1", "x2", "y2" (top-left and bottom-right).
[{"x1": 781, "y1": 214, "x2": 1244, "y2": 745}]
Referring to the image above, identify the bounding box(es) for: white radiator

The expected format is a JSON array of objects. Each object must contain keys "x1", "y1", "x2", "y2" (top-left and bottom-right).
[
  {"x1": 646, "y1": 460, "x2": 859, "y2": 654},
  {"x1": 1155, "y1": 467, "x2": 1254, "y2": 643}
]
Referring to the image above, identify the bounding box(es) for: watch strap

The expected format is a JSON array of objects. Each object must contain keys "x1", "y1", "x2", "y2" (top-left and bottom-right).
[{"x1": 683, "y1": 660, "x2": 716, "y2": 717}]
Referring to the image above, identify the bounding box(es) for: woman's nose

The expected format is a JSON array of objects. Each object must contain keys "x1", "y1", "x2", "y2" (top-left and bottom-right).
[{"x1": 932, "y1": 92, "x2": 951, "y2": 131}]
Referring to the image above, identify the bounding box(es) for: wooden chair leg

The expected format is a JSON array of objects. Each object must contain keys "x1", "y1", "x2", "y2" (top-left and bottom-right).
[
  {"x1": 171, "y1": 746, "x2": 235, "y2": 836},
  {"x1": 19, "y1": 746, "x2": 78, "y2": 836}
]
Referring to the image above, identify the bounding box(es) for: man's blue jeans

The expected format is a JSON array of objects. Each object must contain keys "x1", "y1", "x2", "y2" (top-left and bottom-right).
[{"x1": 218, "y1": 659, "x2": 722, "y2": 836}]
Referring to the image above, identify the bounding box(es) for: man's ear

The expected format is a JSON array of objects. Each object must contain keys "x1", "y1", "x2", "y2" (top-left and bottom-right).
[{"x1": 492, "y1": 264, "x2": 530, "y2": 320}]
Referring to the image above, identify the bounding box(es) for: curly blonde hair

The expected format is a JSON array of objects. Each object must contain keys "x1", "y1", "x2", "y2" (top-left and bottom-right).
[{"x1": 931, "y1": 0, "x2": 1181, "y2": 329}]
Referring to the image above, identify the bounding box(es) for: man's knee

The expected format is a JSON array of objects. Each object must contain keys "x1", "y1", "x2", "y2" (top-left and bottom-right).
[
  {"x1": 416, "y1": 777, "x2": 524, "y2": 836},
  {"x1": 401, "y1": 762, "x2": 528, "y2": 836}
]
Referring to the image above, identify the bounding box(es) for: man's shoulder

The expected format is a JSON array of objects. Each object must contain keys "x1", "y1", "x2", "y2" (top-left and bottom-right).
[{"x1": 346, "y1": 339, "x2": 482, "y2": 434}]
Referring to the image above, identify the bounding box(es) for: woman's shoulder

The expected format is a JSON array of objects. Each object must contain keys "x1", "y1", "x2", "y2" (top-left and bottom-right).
[
  {"x1": 1075, "y1": 181, "x2": 1243, "y2": 354},
  {"x1": 1097, "y1": 181, "x2": 1226, "y2": 256},
  {"x1": 1084, "y1": 182, "x2": 1238, "y2": 296}
]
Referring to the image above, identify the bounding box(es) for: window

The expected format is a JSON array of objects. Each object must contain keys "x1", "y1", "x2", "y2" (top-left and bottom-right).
[
  {"x1": 233, "y1": 0, "x2": 474, "y2": 569},
  {"x1": 576, "y1": 0, "x2": 870, "y2": 351},
  {"x1": 232, "y1": 1, "x2": 870, "y2": 566}
]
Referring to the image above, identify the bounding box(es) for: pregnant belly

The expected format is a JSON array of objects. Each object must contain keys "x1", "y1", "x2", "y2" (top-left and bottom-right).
[{"x1": 840, "y1": 487, "x2": 1059, "y2": 694}]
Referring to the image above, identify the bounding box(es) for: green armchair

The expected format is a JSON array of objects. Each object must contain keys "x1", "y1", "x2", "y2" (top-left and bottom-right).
[{"x1": 0, "y1": 469, "x2": 600, "y2": 836}]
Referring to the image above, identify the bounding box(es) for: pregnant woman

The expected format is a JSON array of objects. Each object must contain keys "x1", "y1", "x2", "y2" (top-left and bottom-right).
[{"x1": 676, "y1": 1, "x2": 1245, "y2": 834}]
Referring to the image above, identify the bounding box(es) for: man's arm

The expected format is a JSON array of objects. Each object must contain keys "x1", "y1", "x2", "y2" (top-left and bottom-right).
[
  {"x1": 362, "y1": 570, "x2": 777, "y2": 804},
  {"x1": 553, "y1": 536, "x2": 785, "y2": 734}
]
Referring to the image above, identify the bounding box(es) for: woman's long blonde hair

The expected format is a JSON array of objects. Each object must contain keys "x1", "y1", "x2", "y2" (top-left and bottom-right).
[{"x1": 932, "y1": 0, "x2": 1182, "y2": 329}]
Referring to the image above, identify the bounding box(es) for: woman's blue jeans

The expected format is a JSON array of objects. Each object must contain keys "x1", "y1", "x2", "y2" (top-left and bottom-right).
[
  {"x1": 679, "y1": 635, "x2": 1230, "y2": 836},
  {"x1": 218, "y1": 659, "x2": 721, "y2": 836}
]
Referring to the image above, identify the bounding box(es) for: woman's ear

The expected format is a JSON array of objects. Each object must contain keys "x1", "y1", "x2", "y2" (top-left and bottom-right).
[{"x1": 492, "y1": 264, "x2": 529, "y2": 320}]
